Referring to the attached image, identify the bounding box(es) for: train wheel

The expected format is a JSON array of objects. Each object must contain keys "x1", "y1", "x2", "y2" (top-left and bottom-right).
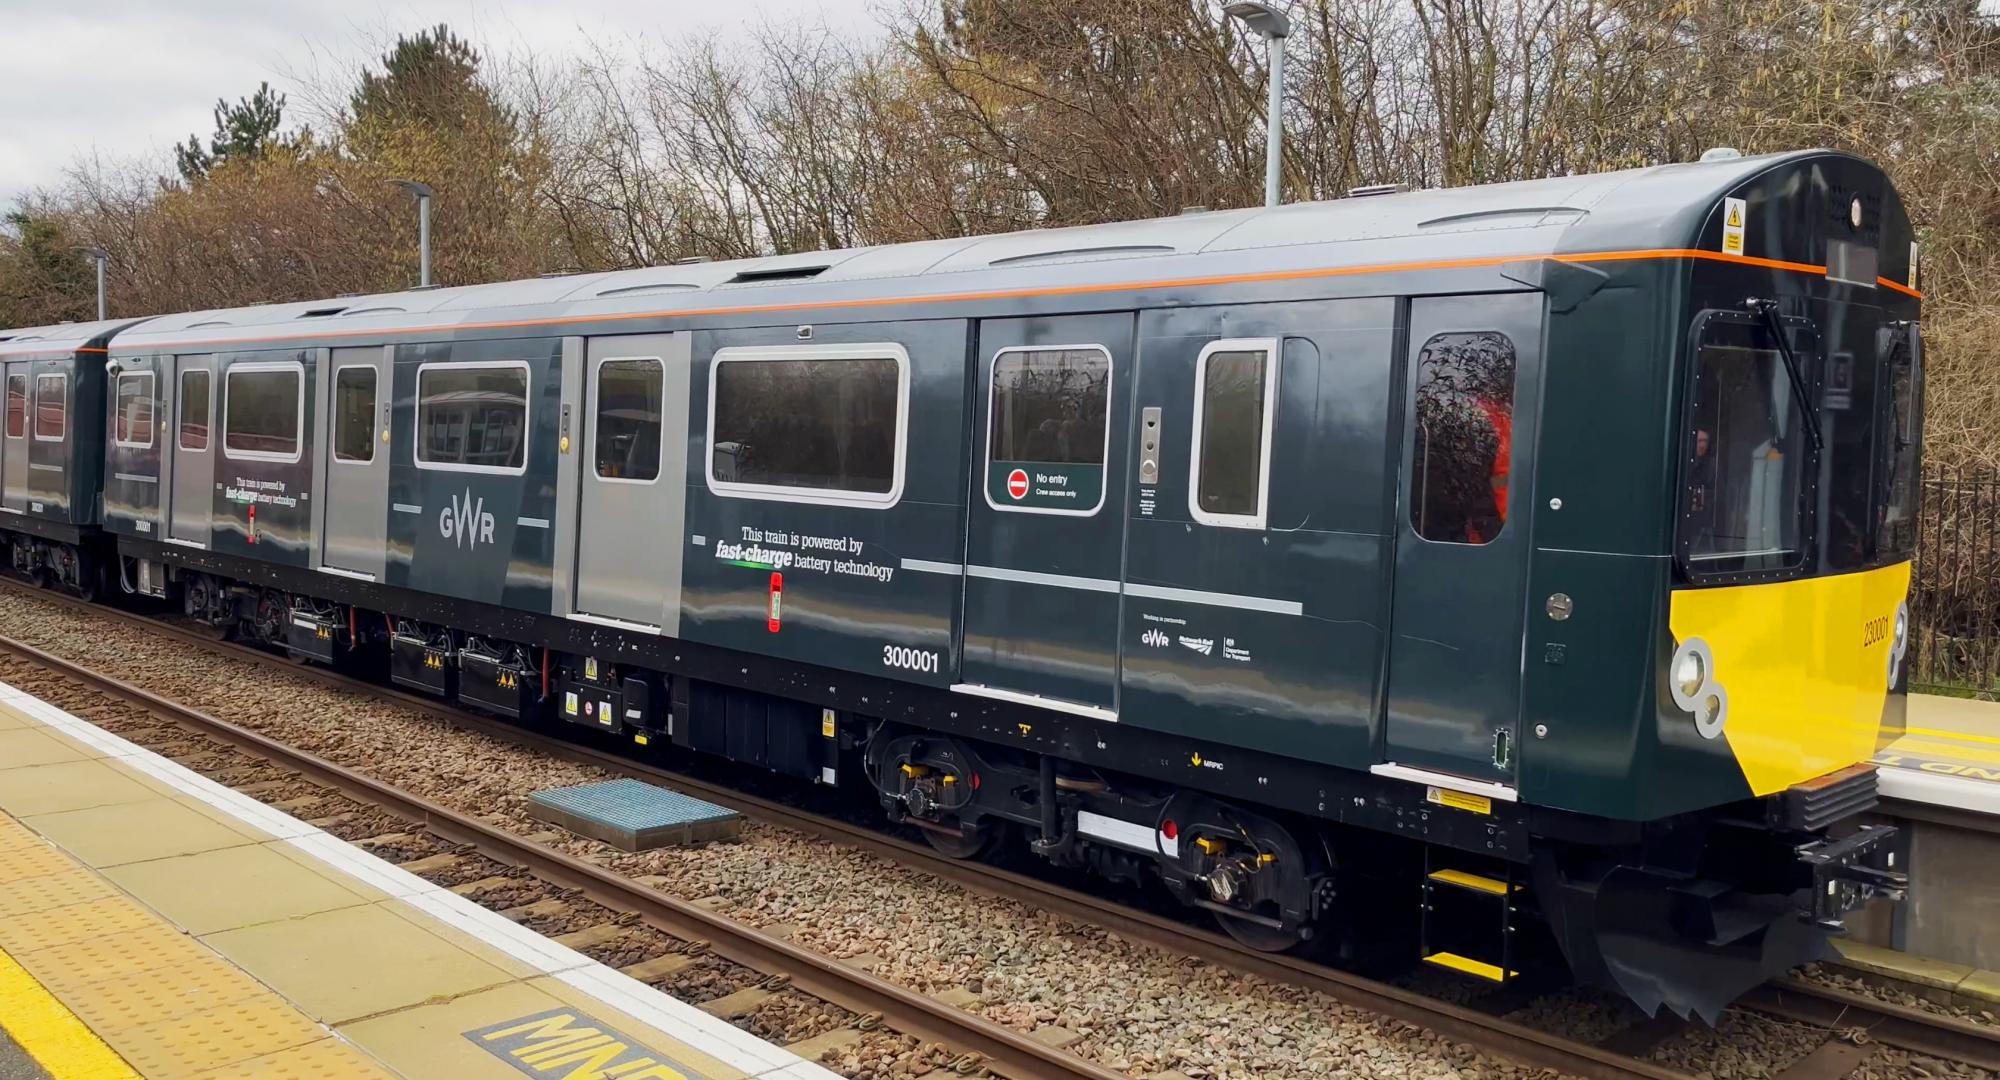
[
  {"x1": 920, "y1": 819, "x2": 994, "y2": 860},
  {"x1": 1213, "y1": 907, "x2": 1305, "y2": 953}
]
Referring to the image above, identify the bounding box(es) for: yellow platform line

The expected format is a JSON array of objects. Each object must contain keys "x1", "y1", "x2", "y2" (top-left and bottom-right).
[
  {"x1": 0, "y1": 942, "x2": 140, "y2": 1080},
  {"x1": 1904, "y1": 725, "x2": 2000, "y2": 749},
  {"x1": 1880, "y1": 736, "x2": 2000, "y2": 767}
]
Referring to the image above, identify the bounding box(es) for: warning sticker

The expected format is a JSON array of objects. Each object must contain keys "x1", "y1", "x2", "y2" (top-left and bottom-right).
[
  {"x1": 1427, "y1": 786, "x2": 1493, "y2": 816},
  {"x1": 1910, "y1": 241, "x2": 1920, "y2": 289},
  {"x1": 1722, "y1": 197, "x2": 1747, "y2": 256}
]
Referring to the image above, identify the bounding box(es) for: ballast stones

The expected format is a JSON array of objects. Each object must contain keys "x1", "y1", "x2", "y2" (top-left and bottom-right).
[{"x1": 527, "y1": 778, "x2": 743, "y2": 851}]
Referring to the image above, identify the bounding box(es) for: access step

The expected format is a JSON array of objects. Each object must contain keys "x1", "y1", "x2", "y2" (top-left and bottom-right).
[
  {"x1": 1426, "y1": 868, "x2": 1518, "y2": 896},
  {"x1": 1424, "y1": 950, "x2": 1517, "y2": 983}
]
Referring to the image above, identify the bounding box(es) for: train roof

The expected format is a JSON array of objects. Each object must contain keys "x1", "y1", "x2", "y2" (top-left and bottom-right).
[
  {"x1": 0, "y1": 317, "x2": 148, "y2": 359},
  {"x1": 105, "y1": 149, "x2": 1889, "y2": 352}
]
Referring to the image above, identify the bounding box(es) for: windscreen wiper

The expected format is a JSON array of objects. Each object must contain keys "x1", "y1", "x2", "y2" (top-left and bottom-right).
[{"x1": 1745, "y1": 298, "x2": 1824, "y2": 450}]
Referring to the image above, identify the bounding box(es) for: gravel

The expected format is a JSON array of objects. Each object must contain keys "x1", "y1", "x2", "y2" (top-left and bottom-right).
[{"x1": 5, "y1": 585, "x2": 1985, "y2": 1079}]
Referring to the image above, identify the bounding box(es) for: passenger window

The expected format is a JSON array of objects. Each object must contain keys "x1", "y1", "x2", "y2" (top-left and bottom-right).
[
  {"x1": 417, "y1": 364, "x2": 528, "y2": 472},
  {"x1": 223, "y1": 365, "x2": 303, "y2": 460},
  {"x1": 1190, "y1": 339, "x2": 1278, "y2": 528},
  {"x1": 4, "y1": 375, "x2": 24, "y2": 438},
  {"x1": 34, "y1": 374, "x2": 65, "y2": 440},
  {"x1": 1680, "y1": 317, "x2": 1808, "y2": 574},
  {"x1": 595, "y1": 358, "x2": 663, "y2": 482},
  {"x1": 1410, "y1": 332, "x2": 1517, "y2": 544},
  {"x1": 114, "y1": 373, "x2": 155, "y2": 448},
  {"x1": 333, "y1": 367, "x2": 377, "y2": 463},
  {"x1": 987, "y1": 346, "x2": 1110, "y2": 513},
  {"x1": 179, "y1": 370, "x2": 210, "y2": 450},
  {"x1": 709, "y1": 346, "x2": 904, "y2": 503}
]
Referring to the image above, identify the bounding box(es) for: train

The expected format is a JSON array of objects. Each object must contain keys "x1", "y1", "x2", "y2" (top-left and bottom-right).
[{"x1": 0, "y1": 148, "x2": 1918, "y2": 1021}]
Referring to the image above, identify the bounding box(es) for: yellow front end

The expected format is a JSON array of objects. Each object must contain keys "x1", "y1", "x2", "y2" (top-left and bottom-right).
[{"x1": 1667, "y1": 561, "x2": 1912, "y2": 797}]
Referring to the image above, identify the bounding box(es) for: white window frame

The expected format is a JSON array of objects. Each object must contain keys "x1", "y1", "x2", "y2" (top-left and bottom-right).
[
  {"x1": 33, "y1": 373, "x2": 66, "y2": 442},
  {"x1": 705, "y1": 342, "x2": 909, "y2": 509},
  {"x1": 112, "y1": 371, "x2": 156, "y2": 449},
  {"x1": 222, "y1": 360, "x2": 306, "y2": 464},
  {"x1": 331, "y1": 364, "x2": 380, "y2": 465},
  {"x1": 591, "y1": 355, "x2": 665, "y2": 486},
  {"x1": 982, "y1": 343, "x2": 1113, "y2": 517},
  {"x1": 414, "y1": 360, "x2": 532, "y2": 476},
  {"x1": 1187, "y1": 337, "x2": 1280, "y2": 530},
  {"x1": 4, "y1": 374, "x2": 24, "y2": 439},
  {"x1": 178, "y1": 367, "x2": 211, "y2": 452}
]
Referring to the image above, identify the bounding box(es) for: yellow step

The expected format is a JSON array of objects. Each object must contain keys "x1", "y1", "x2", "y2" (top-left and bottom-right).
[
  {"x1": 1426, "y1": 868, "x2": 1514, "y2": 896},
  {"x1": 1424, "y1": 951, "x2": 1516, "y2": 983}
]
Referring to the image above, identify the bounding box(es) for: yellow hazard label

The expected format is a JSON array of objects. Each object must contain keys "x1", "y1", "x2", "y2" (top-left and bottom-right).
[
  {"x1": 1721, "y1": 196, "x2": 1747, "y2": 256},
  {"x1": 821, "y1": 709, "x2": 836, "y2": 738},
  {"x1": 1427, "y1": 787, "x2": 1493, "y2": 815}
]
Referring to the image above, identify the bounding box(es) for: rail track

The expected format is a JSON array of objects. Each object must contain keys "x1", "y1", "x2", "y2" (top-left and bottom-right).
[{"x1": 4, "y1": 578, "x2": 1997, "y2": 1080}]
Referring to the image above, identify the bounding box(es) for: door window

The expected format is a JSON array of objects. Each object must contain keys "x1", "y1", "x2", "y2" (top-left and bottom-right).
[
  {"x1": 33, "y1": 374, "x2": 65, "y2": 440},
  {"x1": 179, "y1": 369, "x2": 210, "y2": 450},
  {"x1": 1679, "y1": 315, "x2": 1811, "y2": 576},
  {"x1": 5, "y1": 375, "x2": 23, "y2": 438},
  {"x1": 333, "y1": 366, "x2": 378, "y2": 463},
  {"x1": 594, "y1": 358, "x2": 663, "y2": 482},
  {"x1": 114, "y1": 372, "x2": 155, "y2": 448},
  {"x1": 986, "y1": 346, "x2": 1110, "y2": 514},
  {"x1": 1189, "y1": 338, "x2": 1279, "y2": 528},
  {"x1": 1410, "y1": 331, "x2": 1518, "y2": 544}
]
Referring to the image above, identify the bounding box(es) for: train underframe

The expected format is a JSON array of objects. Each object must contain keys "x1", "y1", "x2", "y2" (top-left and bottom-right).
[{"x1": 102, "y1": 559, "x2": 1905, "y2": 1023}]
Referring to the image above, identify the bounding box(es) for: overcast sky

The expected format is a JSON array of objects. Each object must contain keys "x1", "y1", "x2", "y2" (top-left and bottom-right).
[{"x1": 0, "y1": 0, "x2": 881, "y2": 208}]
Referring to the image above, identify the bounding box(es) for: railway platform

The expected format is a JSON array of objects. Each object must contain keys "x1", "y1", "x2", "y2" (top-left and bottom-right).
[
  {"x1": 1861, "y1": 693, "x2": 2000, "y2": 975},
  {"x1": 0, "y1": 682, "x2": 839, "y2": 1080}
]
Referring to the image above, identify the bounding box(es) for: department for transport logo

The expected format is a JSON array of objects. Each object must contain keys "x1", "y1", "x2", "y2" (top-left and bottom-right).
[{"x1": 463, "y1": 1008, "x2": 708, "y2": 1079}]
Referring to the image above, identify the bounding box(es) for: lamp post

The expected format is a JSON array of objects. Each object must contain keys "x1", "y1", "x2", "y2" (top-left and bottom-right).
[
  {"x1": 77, "y1": 247, "x2": 109, "y2": 321},
  {"x1": 1225, "y1": 1, "x2": 1292, "y2": 208},
  {"x1": 390, "y1": 180, "x2": 435, "y2": 288}
]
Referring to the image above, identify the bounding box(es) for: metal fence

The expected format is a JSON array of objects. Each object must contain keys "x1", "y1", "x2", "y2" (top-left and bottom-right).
[{"x1": 1913, "y1": 469, "x2": 2000, "y2": 700}]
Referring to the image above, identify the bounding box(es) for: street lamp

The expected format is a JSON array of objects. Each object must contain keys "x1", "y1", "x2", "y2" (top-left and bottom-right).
[
  {"x1": 1225, "y1": 1, "x2": 1292, "y2": 208},
  {"x1": 77, "y1": 247, "x2": 109, "y2": 321},
  {"x1": 390, "y1": 180, "x2": 435, "y2": 288}
]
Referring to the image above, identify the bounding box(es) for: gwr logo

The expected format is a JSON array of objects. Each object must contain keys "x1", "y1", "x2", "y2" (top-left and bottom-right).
[{"x1": 441, "y1": 488, "x2": 497, "y2": 549}]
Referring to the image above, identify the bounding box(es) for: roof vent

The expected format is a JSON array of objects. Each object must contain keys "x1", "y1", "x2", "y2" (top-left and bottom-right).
[
  {"x1": 672, "y1": 256, "x2": 711, "y2": 266},
  {"x1": 989, "y1": 244, "x2": 1175, "y2": 268},
  {"x1": 1348, "y1": 183, "x2": 1408, "y2": 198},
  {"x1": 341, "y1": 306, "x2": 407, "y2": 317},
  {"x1": 1181, "y1": 205, "x2": 1210, "y2": 215},
  {"x1": 597, "y1": 282, "x2": 700, "y2": 299},
  {"x1": 727, "y1": 265, "x2": 828, "y2": 285},
  {"x1": 299, "y1": 306, "x2": 348, "y2": 318},
  {"x1": 539, "y1": 268, "x2": 584, "y2": 278},
  {"x1": 185, "y1": 321, "x2": 232, "y2": 329},
  {"x1": 1700, "y1": 147, "x2": 1743, "y2": 162}
]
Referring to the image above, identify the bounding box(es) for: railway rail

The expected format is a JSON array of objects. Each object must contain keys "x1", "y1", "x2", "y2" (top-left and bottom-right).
[{"x1": 4, "y1": 578, "x2": 1997, "y2": 1080}]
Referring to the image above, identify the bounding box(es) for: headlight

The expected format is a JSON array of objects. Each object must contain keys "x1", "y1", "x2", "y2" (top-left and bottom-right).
[
  {"x1": 1893, "y1": 608, "x2": 1908, "y2": 653},
  {"x1": 1675, "y1": 651, "x2": 1707, "y2": 699}
]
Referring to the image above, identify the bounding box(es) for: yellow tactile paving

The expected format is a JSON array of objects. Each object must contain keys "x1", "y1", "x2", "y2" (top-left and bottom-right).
[
  {"x1": 191, "y1": 1037, "x2": 399, "y2": 1079},
  {"x1": 0, "y1": 894, "x2": 162, "y2": 952},
  {"x1": 0, "y1": 813, "x2": 393, "y2": 1079},
  {"x1": 105, "y1": 997, "x2": 331, "y2": 1076}
]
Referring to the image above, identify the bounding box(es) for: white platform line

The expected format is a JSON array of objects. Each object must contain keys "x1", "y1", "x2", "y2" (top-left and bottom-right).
[{"x1": 0, "y1": 678, "x2": 839, "y2": 1080}]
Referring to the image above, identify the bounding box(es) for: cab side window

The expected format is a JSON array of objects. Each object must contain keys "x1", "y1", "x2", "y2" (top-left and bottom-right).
[
  {"x1": 113, "y1": 372, "x2": 155, "y2": 448},
  {"x1": 1410, "y1": 332, "x2": 1517, "y2": 544},
  {"x1": 1679, "y1": 315, "x2": 1809, "y2": 575}
]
